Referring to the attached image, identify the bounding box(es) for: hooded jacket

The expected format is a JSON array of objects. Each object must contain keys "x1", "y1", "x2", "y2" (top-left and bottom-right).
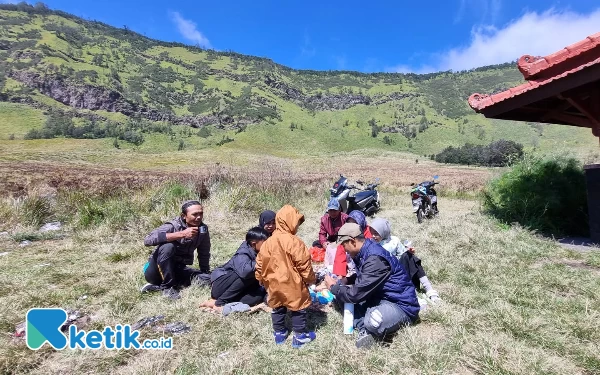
[
  {"x1": 255, "y1": 205, "x2": 316, "y2": 310},
  {"x1": 211, "y1": 241, "x2": 258, "y2": 283}
]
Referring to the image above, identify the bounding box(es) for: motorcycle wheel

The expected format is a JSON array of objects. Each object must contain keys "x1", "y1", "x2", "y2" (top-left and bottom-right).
[{"x1": 416, "y1": 208, "x2": 424, "y2": 223}]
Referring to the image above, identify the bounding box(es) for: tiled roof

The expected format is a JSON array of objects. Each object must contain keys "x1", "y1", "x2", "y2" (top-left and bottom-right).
[{"x1": 469, "y1": 32, "x2": 600, "y2": 112}]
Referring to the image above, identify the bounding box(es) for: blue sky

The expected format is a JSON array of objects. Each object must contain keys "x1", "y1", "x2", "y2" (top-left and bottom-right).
[{"x1": 5, "y1": 0, "x2": 600, "y2": 73}]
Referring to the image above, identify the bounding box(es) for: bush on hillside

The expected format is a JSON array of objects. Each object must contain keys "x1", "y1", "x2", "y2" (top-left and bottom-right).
[
  {"x1": 435, "y1": 139, "x2": 523, "y2": 167},
  {"x1": 482, "y1": 156, "x2": 588, "y2": 237}
]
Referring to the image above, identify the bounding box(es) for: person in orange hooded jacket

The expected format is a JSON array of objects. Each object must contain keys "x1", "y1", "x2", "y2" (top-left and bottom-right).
[{"x1": 255, "y1": 205, "x2": 317, "y2": 348}]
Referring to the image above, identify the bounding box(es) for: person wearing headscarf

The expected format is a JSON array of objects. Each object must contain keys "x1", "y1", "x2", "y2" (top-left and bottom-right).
[
  {"x1": 141, "y1": 200, "x2": 211, "y2": 300},
  {"x1": 369, "y1": 218, "x2": 440, "y2": 304},
  {"x1": 259, "y1": 210, "x2": 277, "y2": 236}
]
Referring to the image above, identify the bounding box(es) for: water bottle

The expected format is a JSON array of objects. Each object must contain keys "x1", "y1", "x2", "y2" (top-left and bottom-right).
[{"x1": 343, "y1": 303, "x2": 354, "y2": 334}]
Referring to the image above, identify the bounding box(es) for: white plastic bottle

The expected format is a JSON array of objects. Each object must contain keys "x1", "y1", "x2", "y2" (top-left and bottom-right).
[{"x1": 343, "y1": 303, "x2": 354, "y2": 334}]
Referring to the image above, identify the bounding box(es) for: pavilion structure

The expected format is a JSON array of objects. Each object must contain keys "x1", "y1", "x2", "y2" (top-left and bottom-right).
[{"x1": 468, "y1": 32, "x2": 600, "y2": 242}]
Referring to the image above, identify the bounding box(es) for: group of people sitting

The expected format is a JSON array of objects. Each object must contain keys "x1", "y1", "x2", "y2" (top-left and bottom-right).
[{"x1": 140, "y1": 198, "x2": 440, "y2": 349}]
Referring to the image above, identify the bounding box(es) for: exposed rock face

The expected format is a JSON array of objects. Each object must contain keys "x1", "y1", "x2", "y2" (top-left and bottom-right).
[
  {"x1": 263, "y1": 74, "x2": 416, "y2": 111},
  {"x1": 8, "y1": 71, "x2": 249, "y2": 128},
  {"x1": 7, "y1": 69, "x2": 412, "y2": 128},
  {"x1": 11, "y1": 70, "x2": 135, "y2": 112}
]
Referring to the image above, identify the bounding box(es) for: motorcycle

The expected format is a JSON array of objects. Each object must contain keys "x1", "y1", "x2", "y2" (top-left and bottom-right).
[
  {"x1": 330, "y1": 175, "x2": 381, "y2": 216},
  {"x1": 411, "y1": 176, "x2": 439, "y2": 223}
]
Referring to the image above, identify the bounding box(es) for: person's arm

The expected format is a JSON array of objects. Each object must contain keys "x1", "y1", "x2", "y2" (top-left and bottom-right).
[
  {"x1": 197, "y1": 230, "x2": 211, "y2": 273},
  {"x1": 292, "y1": 240, "x2": 316, "y2": 285},
  {"x1": 254, "y1": 252, "x2": 264, "y2": 284},
  {"x1": 330, "y1": 255, "x2": 391, "y2": 304},
  {"x1": 144, "y1": 222, "x2": 177, "y2": 246},
  {"x1": 319, "y1": 217, "x2": 328, "y2": 248},
  {"x1": 237, "y1": 255, "x2": 256, "y2": 280}
]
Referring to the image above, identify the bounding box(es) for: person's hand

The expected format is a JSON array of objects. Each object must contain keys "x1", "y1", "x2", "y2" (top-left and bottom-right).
[
  {"x1": 408, "y1": 247, "x2": 416, "y2": 254},
  {"x1": 314, "y1": 282, "x2": 328, "y2": 292},
  {"x1": 181, "y1": 227, "x2": 198, "y2": 239},
  {"x1": 324, "y1": 275, "x2": 338, "y2": 289},
  {"x1": 199, "y1": 299, "x2": 216, "y2": 308}
]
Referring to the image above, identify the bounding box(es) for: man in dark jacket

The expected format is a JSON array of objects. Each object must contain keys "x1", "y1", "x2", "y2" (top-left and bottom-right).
[
  {"x1": 206, "y1": 227, "x2": 269, "y2": 307},
  {"x1": 324, "y1": 223, "x2": 420, "y2": 348},
  {"x1": 141, "y1": 200, "x2": 211, "y2": 299}
]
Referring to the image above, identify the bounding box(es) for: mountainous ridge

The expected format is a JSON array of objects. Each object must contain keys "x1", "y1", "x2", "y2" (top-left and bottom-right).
[{"x1": 0, "y1": 2, "x2": 597, "y2": 156}]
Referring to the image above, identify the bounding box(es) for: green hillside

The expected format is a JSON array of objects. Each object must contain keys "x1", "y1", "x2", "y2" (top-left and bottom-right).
[{"x1": 0, "y1": 2, "x2": 597, "y2": 157}]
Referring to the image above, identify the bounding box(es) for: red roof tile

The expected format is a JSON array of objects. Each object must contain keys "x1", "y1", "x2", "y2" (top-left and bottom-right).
[{"x1": 469, "y1": 32, "x2": 600, "y2": 112}]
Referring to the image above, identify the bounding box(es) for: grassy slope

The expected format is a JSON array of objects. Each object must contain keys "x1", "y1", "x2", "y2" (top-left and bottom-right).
[{"x1": 0, "y1": 6, "x2": 598, "y2": 160}]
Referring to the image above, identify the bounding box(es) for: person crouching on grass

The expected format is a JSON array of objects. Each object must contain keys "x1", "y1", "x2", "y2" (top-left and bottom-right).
[
  {"x1": 199, "y1": 227, "x2": 269, "y2": 311},
  {"x1": 141, "y1": 200, "x2": 211, "y2": 300},
  {"x1": 255, "y1": 205, "x2": 317, "y2": 348},
  {"x1": 324, "y1": 223, "x2": 420, "y2": 349}
]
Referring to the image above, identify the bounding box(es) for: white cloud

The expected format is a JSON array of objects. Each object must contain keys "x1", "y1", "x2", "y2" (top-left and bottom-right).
[
  {"x1": 395, "y1": 8, "x2": 600, "y2": 73},
  {"x1": 454, "y1": 0, "x2": 502, "y2": 25},
  {"x1": 169, "y1": 11, "x2": 212, "y2": 49},
  {"x1": 386, "y1": 64, "x2": 435, "y2": 74},
  {"x1": 300, "y1": 32, "x2": 316, "y2": 58}
]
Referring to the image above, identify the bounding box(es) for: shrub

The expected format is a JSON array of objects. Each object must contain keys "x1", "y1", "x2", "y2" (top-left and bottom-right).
[
  {"x1": 482, "y1": 156, "x2": 588, "y2": 237},
  {"x1": 436, "y1": 140, "x2": 523, "y2": 167}
]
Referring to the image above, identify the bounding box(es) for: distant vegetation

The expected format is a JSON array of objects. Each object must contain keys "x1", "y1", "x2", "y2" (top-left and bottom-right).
[
  {"x1": 23, "y1": 112, "x2": 176, "y2": 145},
  {"x1": 435, "y1": 140, "x2": 524, "y2": 167}
]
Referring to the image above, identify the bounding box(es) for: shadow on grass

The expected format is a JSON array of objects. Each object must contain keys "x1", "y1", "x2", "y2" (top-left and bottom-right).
[{"x1": 307, "y1": 308, "x2": 329, "y2": 331}]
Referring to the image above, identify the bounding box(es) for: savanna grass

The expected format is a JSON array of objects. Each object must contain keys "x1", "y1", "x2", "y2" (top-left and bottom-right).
[{"x1": 0, "y1": 169, "x2": 598, "y2": 375}]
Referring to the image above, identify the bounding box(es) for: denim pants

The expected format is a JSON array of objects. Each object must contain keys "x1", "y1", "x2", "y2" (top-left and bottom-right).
[{"x1": 354, "y1": 300, "x2": 412, "y2": 337}]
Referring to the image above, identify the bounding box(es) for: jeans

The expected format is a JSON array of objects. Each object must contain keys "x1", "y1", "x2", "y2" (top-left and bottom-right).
[
  {"x1": 211, "y1": 272, "x2": 266, "y2": 307},
  {"x1": 354, "y1": 300, "x2": 412, "y2": 337},
  {"x1": 271, "y1": 307, "x2": 308, "y2": 333},
  {"x1": 145, "y1": 243, "x2": 210, "y2": 289}
]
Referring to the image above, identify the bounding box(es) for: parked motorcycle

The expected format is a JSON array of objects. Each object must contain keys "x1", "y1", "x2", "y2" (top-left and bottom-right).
[
  {"x1": 411, "y1": 176, "x2": 439, "y2": 223},
  {"x1": 330, "y1": 175, "x2": 381, "y2": 216}
]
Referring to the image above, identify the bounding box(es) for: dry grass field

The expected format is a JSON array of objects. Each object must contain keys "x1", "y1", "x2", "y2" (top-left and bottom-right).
[{"x1": 0, "y1": 155, "x2": 599, "y2": 375}]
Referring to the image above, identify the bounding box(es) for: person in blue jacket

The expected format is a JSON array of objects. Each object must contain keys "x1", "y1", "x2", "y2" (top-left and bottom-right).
[
  {"x1": 324, "y1": 223, "x2": 420, "y2": 349},
  {"x1": 200, "y1": 227, "x2": 269, "y2": 309}
]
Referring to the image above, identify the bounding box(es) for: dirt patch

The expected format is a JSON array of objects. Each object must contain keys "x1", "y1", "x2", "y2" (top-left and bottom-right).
[{"x1": 532, "y1": 258, "x2": 600, "y2": 275}]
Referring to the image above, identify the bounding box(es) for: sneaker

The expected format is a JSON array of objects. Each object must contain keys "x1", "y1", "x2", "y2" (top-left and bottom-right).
[
  {"x1": 140, "y1": 283, "x2": 161, "y2": 293},
  {"x1": 273, "y1": 329, "x2": 289, "y2": 345},
  {"x1": 162, "y1": 288, "x2": 181, "y2": 300},
  {"x1": 355, "y1": 329, "x2": 375, "y2": 349},
  {"x1": 291, "y1": 331, "x2": 316, "y2": 348}
]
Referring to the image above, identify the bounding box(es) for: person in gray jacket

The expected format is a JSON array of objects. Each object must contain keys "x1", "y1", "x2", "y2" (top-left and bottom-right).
[{"x1": 141, "y1": 200, "x2": 211, "y2": 299}]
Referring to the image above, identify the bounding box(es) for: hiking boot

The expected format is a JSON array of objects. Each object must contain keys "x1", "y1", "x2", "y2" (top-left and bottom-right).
[
  {"x1": 162, "y1": 288, "x2": 181, "y2": 300},
  {"x1": 355, "y1": 329, "x2": 375, "y2": 349},
  {"x1": 273, "y1": 329, "x2": 289, "y2": 345},
  {"x1": 140, "y1": 283, "x2": 161, "y2": 293},
  {"x1": 291, "y1": 331, "x2": 316, "y2": 348}
]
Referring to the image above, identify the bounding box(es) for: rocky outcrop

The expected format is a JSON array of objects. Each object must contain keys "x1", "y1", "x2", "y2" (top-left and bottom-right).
[{"x1": 8, "y1": 71, "x2": 257, "y2": 128}]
